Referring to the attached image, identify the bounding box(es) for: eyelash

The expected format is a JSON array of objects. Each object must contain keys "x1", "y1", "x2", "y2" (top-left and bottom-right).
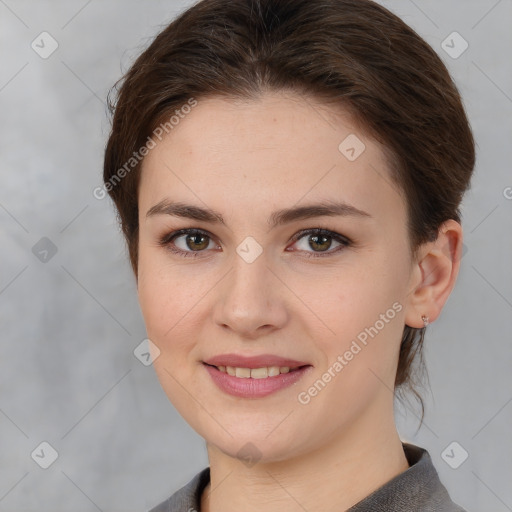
[{"x1": 157, "y1": 228, "x2": 352, "y2": 259}]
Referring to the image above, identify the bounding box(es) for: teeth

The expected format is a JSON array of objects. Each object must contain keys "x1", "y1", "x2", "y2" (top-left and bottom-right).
[
  {"x1": 235, "y1": 367, "x2": 251, "y2": 378},
  {"x1": 250, "y1": 367, "x2": 268, "y2": 379},
  {"x1": 217, "y1": 365, "x2": 299, "y2": 378}
]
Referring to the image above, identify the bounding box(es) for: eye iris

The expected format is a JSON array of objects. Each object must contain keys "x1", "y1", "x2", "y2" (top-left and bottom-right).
[
  {"x1": 186, "y1": 233, "x2": 209, "y2": 251},
  {"x1": 309, "y1": 234, "x2": 331, "y2": 252}
]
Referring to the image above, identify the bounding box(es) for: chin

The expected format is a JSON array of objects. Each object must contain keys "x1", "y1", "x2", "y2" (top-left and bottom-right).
[{"x1": 198, "y1": 415, "x2": 317, "y2": 465}]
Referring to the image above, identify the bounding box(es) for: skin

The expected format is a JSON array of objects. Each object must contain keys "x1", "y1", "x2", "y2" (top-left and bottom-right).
[{"x1": 136, "y1": 91, "x2": 463, "y2": 512}]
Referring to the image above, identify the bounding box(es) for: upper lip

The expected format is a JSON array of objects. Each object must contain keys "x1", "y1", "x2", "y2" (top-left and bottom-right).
[{"x1": 203, "y1": 353, "x2": 311, "y2": 369}]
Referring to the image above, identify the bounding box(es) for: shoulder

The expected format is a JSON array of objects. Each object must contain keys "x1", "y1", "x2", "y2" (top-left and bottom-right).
[
  {"x1": 147, "y1": 467, "x2": 210, "y2": 512},
  {"x1": 348, "y1": 443, "x2": 468, "y2": 512},
  {"x1": 403, "y1": 443, "x2": 468, "y2": 512}
]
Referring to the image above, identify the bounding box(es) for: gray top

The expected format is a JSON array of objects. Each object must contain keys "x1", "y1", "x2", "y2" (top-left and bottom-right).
[{"x1": 148, "y1": 443, "x2": 467, "y2": 512}]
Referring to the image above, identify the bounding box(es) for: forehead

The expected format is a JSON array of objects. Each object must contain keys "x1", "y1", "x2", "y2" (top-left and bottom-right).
[{"x1": 139, "y1": 92, "x2": 404, "y2": 223}]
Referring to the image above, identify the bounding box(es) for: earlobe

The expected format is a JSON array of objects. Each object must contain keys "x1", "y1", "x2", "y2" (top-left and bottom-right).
[{"x1": 404, "y1": 220, "x2": 463, "y2": 328}]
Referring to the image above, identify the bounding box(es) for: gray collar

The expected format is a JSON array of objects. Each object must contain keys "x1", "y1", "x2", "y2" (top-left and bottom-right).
[{"x1": 149, "y1": 443, "x2": 466, "y2": 512}]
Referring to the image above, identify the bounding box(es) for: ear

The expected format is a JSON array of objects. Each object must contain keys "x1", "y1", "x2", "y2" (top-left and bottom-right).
[{"x1": 404, "y1": 220, "x2": 463, "y2": 328}]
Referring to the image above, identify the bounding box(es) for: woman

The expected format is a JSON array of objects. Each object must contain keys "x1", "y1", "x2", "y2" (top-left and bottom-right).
[{"x1": 103, "y1": 0, "x2": 474, "y2": 510}]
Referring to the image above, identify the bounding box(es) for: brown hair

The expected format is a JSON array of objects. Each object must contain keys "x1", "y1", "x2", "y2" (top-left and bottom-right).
[{"x1": 103, "y1": 0, "x2": 475, "y2": 406}]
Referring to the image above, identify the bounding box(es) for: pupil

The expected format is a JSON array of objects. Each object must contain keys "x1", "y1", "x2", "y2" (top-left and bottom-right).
[{"x1": 310, "y1": 234, "x2": 331, "y2": 251}]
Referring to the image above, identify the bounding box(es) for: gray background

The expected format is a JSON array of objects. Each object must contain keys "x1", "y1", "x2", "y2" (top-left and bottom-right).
[{"x1": 1, "y1": 0, "x2": 511, "y2": 511}]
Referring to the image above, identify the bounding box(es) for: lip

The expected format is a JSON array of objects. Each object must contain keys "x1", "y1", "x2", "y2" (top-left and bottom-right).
[
  {"x1": 203, "y1": 363, "x2": 313, "y2": 398},
  {"x1": 203, "y1": 353, "x2": 310, "y2": 369}
]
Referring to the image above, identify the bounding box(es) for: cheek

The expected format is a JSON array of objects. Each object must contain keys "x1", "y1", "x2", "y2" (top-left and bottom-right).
[
  {"x1": 302, "y1": 261, "x2": 403, "y2": 332},
  {"x1": 137, "y1": 253, "x2": 202, "y2": 405},
  {"x1": 297, "y1": 255, "x2": 407, "y2": 376},
  {"x1": 137, "y1": 271, "x2": 169, "y2": 340},
  {"x1": 137, "y1": 248, "x2": 188, "y2": 344},
  {"x1": 137, "y1": 243, "x2": 176, "y2": 307},
  {"x1": 136, "y1": 246, "x2": 217, "y2": 373}
]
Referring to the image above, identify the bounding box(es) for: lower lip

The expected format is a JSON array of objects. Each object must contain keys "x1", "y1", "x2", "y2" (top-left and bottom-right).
[{"x1": 203, "y1": 363, "x2": 312, "y2": 398}]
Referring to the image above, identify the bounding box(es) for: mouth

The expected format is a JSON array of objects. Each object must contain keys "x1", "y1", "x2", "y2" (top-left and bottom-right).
[
  {"x1": 202, "y1": 361, "x2": 313, "y2": 398},
  {"x1": 203, "y1": 362, "x2": 310, "y2": 379}
]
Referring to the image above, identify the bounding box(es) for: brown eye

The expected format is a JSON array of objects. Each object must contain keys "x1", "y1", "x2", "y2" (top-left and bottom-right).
[
  {"x1": 289, "y1": 228, "x2": 351, "y2": 257},
  {"x1": 185, "y1": 233, "x2": 210, "y2": 251},
  {"x1": 159, "y1": 228, "x2": 217, "y2": 257},
  {"x1": 308, "y1": 234, "x2": 332, "y2": 252}
]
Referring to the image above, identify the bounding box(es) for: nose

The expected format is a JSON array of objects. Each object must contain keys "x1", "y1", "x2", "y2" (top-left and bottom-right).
[{"x1": 212, "y1": 250, "x2": 289, "y2": 339}]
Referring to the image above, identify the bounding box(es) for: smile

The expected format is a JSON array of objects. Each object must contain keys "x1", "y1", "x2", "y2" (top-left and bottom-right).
[
  {"x1": 203, "y1": 363, "x2": 312, "y2": 398},
  {"x1": 208, "y1": 364, "x2": 304, "y2": 379}
]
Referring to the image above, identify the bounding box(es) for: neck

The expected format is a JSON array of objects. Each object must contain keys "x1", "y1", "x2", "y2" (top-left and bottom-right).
[{"x1": 201, "y1": 402, "x2": 409, "y2": 512}]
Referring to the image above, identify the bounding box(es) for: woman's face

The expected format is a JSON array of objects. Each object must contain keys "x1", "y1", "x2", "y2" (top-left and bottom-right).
[{"x1": 137, "y1": 91, "x2": 418, "y2": 462}]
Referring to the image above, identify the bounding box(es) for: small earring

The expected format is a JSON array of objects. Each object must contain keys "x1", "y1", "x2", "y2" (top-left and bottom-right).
[{"x1": 421, "y1": 315, "x2": 429, "y2": 327}]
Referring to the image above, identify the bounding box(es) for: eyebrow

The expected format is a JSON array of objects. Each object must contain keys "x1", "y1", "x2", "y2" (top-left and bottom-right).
[{"x1": 145, "y1": 199, "x2": 372, "y2": 228}]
